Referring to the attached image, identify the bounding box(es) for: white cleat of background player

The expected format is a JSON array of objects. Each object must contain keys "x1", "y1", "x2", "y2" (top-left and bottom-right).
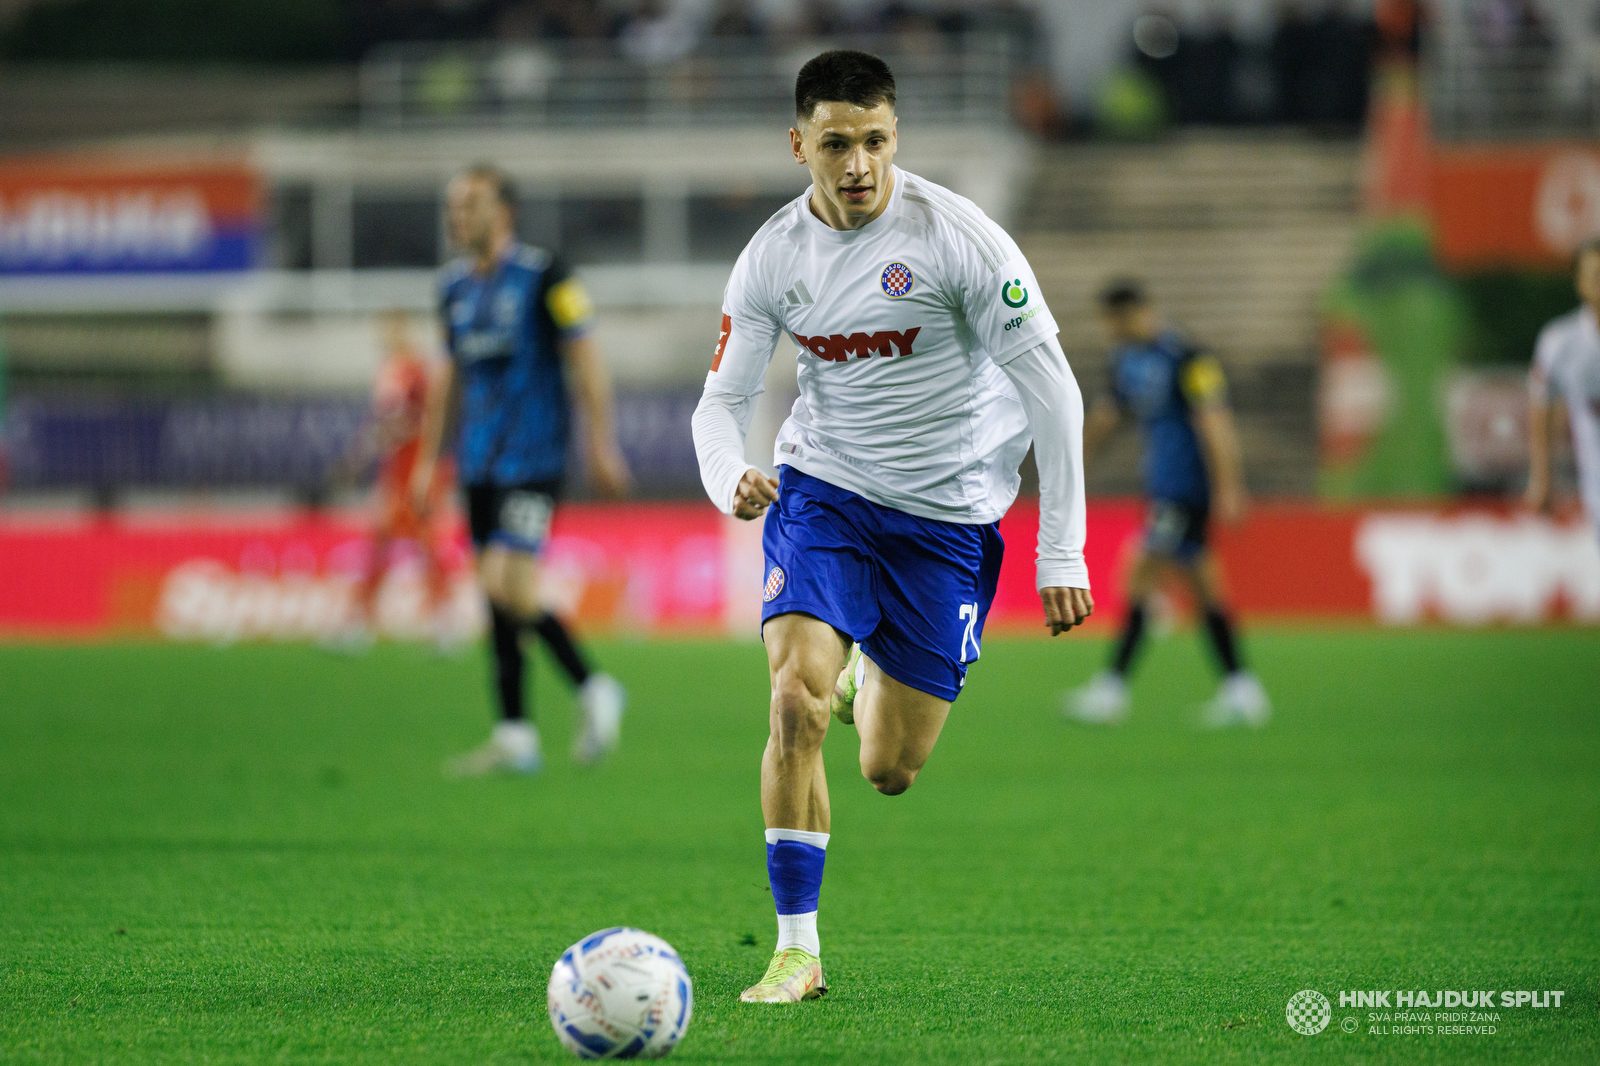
[
  {"x1": 573, "y1": 673, "x2": 625, "y2": 766},
  {"x1": 1200, "y1": 671, "x2": 1271, "y2": 729},
  {"x1": 1063, "y1": 670, "x2": 1129, "y2": 725}
]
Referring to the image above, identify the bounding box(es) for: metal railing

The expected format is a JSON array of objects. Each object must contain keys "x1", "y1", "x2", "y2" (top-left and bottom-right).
[
  {"x1": 1427, "y1": 33, "x2": 1600, "y2": 140},
  {"x1": 359, "y1": 34, "x2": 1020, "y2": 128}
]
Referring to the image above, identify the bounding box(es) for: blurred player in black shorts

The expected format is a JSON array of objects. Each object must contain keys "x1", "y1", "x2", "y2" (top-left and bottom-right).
[
  {"x1": 1065, "y1": 279, "x2": 1269, "y2": 727},
  {"x1": 413, "y1": 163, "x2": 632, "y2": 774}
]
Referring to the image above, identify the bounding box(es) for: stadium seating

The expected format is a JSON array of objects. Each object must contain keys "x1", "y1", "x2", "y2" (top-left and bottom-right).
[{"x1": 1019, "y1": 133, "x2": 1361, "y2": 496}]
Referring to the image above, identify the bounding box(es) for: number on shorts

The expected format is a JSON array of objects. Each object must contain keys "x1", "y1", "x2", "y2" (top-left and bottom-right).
[
  {"x1": 500, "y1": 491, "x2": 554, "y2": 545},
  {"x1": 958, "y1": 601, "x2": 980, "y2": 663}
]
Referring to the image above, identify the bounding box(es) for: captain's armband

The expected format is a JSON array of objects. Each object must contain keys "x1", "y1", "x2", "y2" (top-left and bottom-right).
[
  {"x1": 547, "y1": 278, "x2": 595, "y2": 333},
  {"x1": 1180, "y1": 354, "x2": 1227, "y2": 406}
]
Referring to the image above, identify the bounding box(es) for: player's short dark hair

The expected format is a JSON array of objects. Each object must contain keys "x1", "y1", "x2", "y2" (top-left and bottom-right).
[
  {"x1": 795, "y1": 50, "x2": 896, "y2": 123},
  {"x1": 1098, "y1": 277, "x2": 1149, "y2": 312},
  {"x1": 460, "y1": 162, "x2": 517, "y2": 215}
]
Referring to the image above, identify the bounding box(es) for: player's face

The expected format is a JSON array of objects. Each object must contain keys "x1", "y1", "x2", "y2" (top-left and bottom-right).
[
  {"x1": 790, "y1": 101, "x2": 898, "y2": 230},
  {"x1": 446, "y1": 175, "x2": 509, "y2": 257},
  {"x1": 1576, "y1": 249, "x2": 1600, "y2": 309}
]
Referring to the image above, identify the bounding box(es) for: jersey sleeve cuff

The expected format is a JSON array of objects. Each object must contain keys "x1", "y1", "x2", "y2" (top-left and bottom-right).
[{"x1": 1037, "y1": 558, "x2": 1090, "y2": 591}]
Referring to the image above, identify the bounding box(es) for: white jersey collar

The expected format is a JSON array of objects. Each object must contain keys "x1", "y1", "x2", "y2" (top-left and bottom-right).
[{"x1": 799, "y1": 165, "x2": 904, "y2": 245}]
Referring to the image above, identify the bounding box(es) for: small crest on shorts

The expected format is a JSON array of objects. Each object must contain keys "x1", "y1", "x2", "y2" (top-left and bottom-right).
[
  {"x1": 763, "y1": 566, "x2": 786, "y2": 602},
  {"x1": 880, "y1": 262, "x2": 914, "y2": 298}
]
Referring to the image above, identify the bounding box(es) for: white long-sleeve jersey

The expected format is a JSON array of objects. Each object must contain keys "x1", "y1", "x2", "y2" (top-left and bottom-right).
[
  {"x1": 1532, "y1": 306, "x2": 1600, "y2": 527},
  {"x1": 691, "y1": 167, "x2": 1089, "y2": 591}
]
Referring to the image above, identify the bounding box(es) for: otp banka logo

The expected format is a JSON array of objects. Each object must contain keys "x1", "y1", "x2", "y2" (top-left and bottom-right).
[
  {"x1": 1001, "y1": 277, "x2": 1029, "y2": 308},
  {"x1": 1286, "y1": 990, "x2": 1333, "y2": 1035}
]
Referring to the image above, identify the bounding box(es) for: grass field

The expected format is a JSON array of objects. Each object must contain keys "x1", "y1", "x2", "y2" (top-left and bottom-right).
[{"x1": 2, "y1": 629, "x2": 1597, "y2": 1064}]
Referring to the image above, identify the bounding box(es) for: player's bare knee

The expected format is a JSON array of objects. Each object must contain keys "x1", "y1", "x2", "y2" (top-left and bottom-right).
[
  {"x1": 769, "y1": 671, "x2": 829, "y2": 756},
  {"x1": 864, "y1": 762, "x2": 916, "y2": 795},
  {"x1": 858, "y1": 748, "x2": 918, "y2": 795}
]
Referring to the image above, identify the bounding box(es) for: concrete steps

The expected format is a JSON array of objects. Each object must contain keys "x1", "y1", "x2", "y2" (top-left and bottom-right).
[{"x1": 1014, "y1": 132, "x2": 1362, "y2": 496}]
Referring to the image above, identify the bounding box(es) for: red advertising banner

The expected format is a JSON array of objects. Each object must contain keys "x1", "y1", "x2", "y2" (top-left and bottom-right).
[
  {"x1": 0, "y1": 159, "x2": 261, "y2": 274},
  {"x1": 1430, "y1": 143, "x2": 1600, "y2": 270},
  {"x1": 1, "y1": 502, "x2": 1596, "y2": 640}
]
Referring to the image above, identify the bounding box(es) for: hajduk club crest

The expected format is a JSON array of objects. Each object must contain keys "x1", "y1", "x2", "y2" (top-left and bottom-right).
[
  {"x1": 880, "y1": 262, "x2": 914, "y2": 298},
  {"x1": 763, "y1": 566, "x2": 786, "y2": 602}
]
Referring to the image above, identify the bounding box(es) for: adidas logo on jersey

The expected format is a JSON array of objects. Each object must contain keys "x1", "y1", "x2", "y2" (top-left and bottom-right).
[
  {"x1": 781, "y1": 281, "x2": 815, "y2": 307},
  {"x1": 791, "y1": 328, "x2": 921, "y2": 363}
]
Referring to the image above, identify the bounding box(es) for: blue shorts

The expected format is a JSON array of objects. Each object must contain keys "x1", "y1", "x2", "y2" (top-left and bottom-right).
[{"x1": 760, "y1": 466, "x2": 1004, "y2": 702}]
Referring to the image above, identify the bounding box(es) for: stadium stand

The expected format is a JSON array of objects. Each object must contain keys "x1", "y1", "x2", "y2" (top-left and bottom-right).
[{"x1": 1019, "y1": 132, "x2": 1361, "y2": 496}]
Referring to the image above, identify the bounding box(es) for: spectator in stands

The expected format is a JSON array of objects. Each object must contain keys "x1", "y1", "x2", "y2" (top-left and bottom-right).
[
  {"x1": 618, "y1": 0, "x2": 697, "y2": 64},
  {"x1": 1374, "y1": 0, "x2": 1428, "y2": 63},
  {"x1": 352, "y1": 0, "x2": 495, "y2": 52},
  {"x1": 1582, "y1": 3, "x2": 1600, "y2": 122},
  {"x1": 707, "y1": 0, "x2": 764, "y2": 40},
  {"x1": 496, "y1": 0, "x2": 616, "y2": 43},
  {"x1": 1182, "y1": 2, "x2": 1242, "y2": 125},
  {"x1": 1270, "y1": 0, "x2": 1315, "y2": 123},
  {"x1": 975, "y1": 0, "x2": 1050, "y2": 67},
  {"x1": 774, "y1": 0, "x2": 841, "y2": 42},
  {"x1": 1472, "y1": 0, "x2": 1555, "y2": 129},
  {"x1": 1131, "y1": 3, "x2": 1185, "y2": 120},
  {"x1": 871, "y1": 2, "x2": 944, "y2": 56},
  {"x1": 1302, "y1": 0, "x2": 1375, "y2": 128}
]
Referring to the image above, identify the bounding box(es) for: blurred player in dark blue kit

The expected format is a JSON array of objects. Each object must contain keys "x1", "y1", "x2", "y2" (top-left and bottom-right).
[
  {"x1": 1065, "y1": 278, "x2": 1269, "y2": 727},
  {"x1": 412, "y1": 163, "x2": 631, "y2": 774}
]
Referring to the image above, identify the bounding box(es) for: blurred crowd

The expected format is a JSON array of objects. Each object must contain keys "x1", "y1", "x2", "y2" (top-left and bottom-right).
[
  {"x1": 1126, "y1": 1, "x2": 1414, "y2": 130},
  {"x1": 352, "y1": 0, "x2": 1042, "y2": 61}
]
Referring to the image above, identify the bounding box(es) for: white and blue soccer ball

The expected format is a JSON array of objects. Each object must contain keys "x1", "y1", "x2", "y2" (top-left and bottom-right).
[{"x1": 547, "y1": 927, "x2": 693, "y2": 1059}]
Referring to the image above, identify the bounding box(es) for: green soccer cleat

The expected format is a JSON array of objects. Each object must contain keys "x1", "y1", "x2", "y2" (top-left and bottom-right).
[
  {"x1": 830, "y1": 644, "x2": 865, "y2": 726},
  {"x1": 739, "y1": 948, "x2": 827, "y2": 1003}
]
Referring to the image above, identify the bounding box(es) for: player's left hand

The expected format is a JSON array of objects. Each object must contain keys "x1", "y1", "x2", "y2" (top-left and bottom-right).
[
  {"x1": 591, "y1": 441, "x2": 632, "y2": 498},
  {"x1": 1040, "y1": 586, "x2": 1093, "y2": 636}
]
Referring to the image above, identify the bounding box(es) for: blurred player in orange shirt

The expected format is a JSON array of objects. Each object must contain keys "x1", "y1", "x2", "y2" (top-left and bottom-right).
[{"x1": 342, "y1": 311, "x2": 456, "y2": 641}]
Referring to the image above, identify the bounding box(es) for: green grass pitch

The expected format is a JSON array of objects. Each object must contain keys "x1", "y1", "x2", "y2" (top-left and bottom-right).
[{"x1": 2, "y1": 630, "x2": 1597, "y2": 1064}]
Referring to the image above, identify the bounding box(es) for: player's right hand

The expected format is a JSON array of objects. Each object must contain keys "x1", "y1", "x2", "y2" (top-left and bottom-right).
[
  {"x1": 732, "y1": 468, "x2": 779, "y2": 521},
  {"x1": 1041, "y1": 586, "x2": 1094, "y2": 636}
]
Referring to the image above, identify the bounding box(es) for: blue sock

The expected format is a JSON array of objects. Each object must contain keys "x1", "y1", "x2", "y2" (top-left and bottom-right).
[{"x1": 765, "y1": 828, "x2": 828, "y2": 955}]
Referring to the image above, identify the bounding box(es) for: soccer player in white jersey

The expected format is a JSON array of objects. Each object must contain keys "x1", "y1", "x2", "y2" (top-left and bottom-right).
[
  {"x1": 691, "y1": 50, "x2": 1095, "y2": 1004},
  {"x1": 1527, "y1": 238, "x2": 1600, "y2": 541}
]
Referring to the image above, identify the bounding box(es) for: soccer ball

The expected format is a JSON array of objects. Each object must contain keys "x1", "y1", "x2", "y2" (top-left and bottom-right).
[{"x1": 547, "y1": 927, "x2": 693, "y2": 1059}]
